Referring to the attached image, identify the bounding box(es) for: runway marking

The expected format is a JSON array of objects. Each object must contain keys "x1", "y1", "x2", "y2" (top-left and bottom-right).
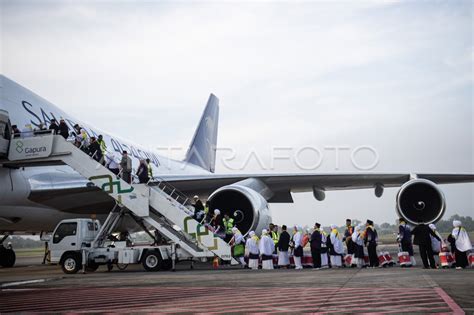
[
  {"x1": 0, "y1": 279, "x2": 46, "y2": 288},
  {"x1": 435, "y1": 287, "x2": 465, "y2": 315},
  {"x1": 0, "y1": 286, "x2": 464, "y2": 314}
]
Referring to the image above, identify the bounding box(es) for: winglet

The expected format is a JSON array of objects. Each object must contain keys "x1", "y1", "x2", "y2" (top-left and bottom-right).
[{"x1": 184, "y1": 94, "x2": 219, "y2": 173}]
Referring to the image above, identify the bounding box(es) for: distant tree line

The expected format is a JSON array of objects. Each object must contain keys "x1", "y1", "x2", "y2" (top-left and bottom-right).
[{"x1": 4, "y1": 236, "x2": 43, "y2": 249}]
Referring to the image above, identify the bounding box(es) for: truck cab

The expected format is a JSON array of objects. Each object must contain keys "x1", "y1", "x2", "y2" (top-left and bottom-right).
[{"x1": 49, "y1": 218, "x2": 100, "y2": 273}]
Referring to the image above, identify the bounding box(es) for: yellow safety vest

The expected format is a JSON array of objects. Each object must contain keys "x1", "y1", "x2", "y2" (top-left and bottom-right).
[
  {"x1": 147, "y1": 163, "x2": 153, "y2": 178},
  {"x1": 223, "y1": 218, "x2": 234, "y2": 234},
  {"x1": 271, "y1": 231, "x2": 279, "y2": 244},
  {"x1": 98, "y1": 139, "x2": 107, "y2": 154}
]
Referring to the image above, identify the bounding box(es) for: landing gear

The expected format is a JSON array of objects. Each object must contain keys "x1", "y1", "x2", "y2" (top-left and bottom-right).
[{"x1": 0, "y1": 235, "x2": 16, "y2": 268}]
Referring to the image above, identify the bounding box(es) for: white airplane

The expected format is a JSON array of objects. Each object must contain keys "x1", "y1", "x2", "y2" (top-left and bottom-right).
[{"x1": 0, "y1": 74, "x2": 473, "y2": 267}]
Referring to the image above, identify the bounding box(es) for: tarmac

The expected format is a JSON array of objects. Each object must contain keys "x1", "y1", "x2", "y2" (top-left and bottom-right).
[{"x1": 0, "y1": 249, "x2": 473, "y2": 314}]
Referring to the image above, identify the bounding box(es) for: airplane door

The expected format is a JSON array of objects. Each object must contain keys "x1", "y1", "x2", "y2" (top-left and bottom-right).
[{"x1": 50, "y1": 222, "x2": 79, "y2": 261}]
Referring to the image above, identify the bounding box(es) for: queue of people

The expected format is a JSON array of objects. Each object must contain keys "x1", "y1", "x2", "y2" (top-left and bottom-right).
[
  {"x1": 203, "y1": 211, "x2": 473, "y2": 270},
  {"x1": 13, "y1": 119, "x2": 153, "y2": 186}
]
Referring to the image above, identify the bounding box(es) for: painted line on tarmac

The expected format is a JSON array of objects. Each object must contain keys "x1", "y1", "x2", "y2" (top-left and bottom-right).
[
  {"x1": 0, "y1": 279, "x2": 46, "y2": 288},
  {"x1": 435, "y1": 287, "x2": 465, "y2": 315}
]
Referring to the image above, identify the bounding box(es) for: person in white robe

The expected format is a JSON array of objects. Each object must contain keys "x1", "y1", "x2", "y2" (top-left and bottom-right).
[
  {"x1": 320, "y1": 230, "x2": 329, "y2": 268},
  {"x1": 245, "y1": 231, "x2": 260, "y2": 269},
  {"x1": 292, "y1": 226, "x2": 304, "y2": 270},
  {"x1": 330, "y1": 224, "x2": 343, "y2": 267},
  {"x1": 450, "y1": 220, "x2": 472, "y2": 269},
  {"x1": 259, "y1": 229, "x2": 275, "y2": 269},
  {"x1": 352, "y1": 225, "x2": 365, "y2": 268},
  {"x1": 231, "y1": 227, "x2": 246, "y2": 267}
]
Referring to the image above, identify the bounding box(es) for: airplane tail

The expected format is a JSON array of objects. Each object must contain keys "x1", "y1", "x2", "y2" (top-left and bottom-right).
[{"x1": 184, "y1": 94, "x2": 219, "y2": 173}]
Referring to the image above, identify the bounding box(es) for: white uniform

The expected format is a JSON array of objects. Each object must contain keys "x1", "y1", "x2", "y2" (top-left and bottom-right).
[
  {"x1": 293, "y1": 229, "x2": 303, "y2": 269},
  {"x1": 352, "y1": 227, "x2": 364, "y2": 268},
  {"x1": 321, "y1": 232, "x2": 329, "y2": 268},
  {"x1": 233, "y1": 229, "x2": 246, "y2": 266},
  {"x1": 452, "y1": 221, "x2": 472, "y2": 252},
  {"x1": 259, "y1": 232, "x2": 275, "y2": 270},
  {"x1": 105, "y1": 153, "x2": 119, "y2": 170},
  {"x1": 245, "y1": 233, "x2": 260, "y2": 270},
  {"x1": 330, "y1": 226, "x2": 343, "y2": 267}
]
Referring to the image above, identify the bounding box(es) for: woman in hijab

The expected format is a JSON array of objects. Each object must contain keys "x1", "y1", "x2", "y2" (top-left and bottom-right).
[
  {"x1": 429, "y1": 224, "x2": 443, "y2": 257},
  {"x1": 449, "y1": 220, "x2": 472, "y2": 269},
  {"x1": 259, "y1": 229, "x2": 275, "y2": 269},
  {"x1": 292, "y1": 226, "x2": 304, "y2": 270},
  {"x1": 245, "y1": 231, "x2": 260, "y2": 270},
  {"x1": 230, "y1": 227, "x2": 246, "y2": 267},
  {"x1": 210, "y1": 209, "x2": 224, "y2": 238},
  {"x1": 329, "y1": 224, "x2": 344, "y2": 267},
  {"x1": 352, "y1": 225, "x2": 365, "y2": 268}
]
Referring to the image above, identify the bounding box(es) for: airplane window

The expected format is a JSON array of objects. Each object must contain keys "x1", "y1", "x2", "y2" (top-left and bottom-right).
[{"x1": 53, "y1": 222, "x2": 77, "y2": 244}]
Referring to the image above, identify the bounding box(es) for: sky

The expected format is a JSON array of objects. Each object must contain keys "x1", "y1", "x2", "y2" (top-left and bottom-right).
[{"x1": 1, "y1": 0, "x2": 473, "y2": 227}]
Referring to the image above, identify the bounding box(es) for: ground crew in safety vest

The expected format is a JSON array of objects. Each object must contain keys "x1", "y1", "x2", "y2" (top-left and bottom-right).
[
  {"x1": 97, "y1": 135, "x2": 107, "y2": 164},
  {"x1": 269, "y1": 223, "x2": 279, "y2": 254},
  {"x1": 145, "y1": 158, "x2": 153, "y2": 180},
  {"x1": 223, "y1": 214, "x2": 235, "y2": 243}
]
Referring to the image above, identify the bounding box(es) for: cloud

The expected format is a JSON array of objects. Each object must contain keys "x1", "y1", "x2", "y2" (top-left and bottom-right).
[{"x1": 1, "y1": 1, "x2": 472, "y2": 225}]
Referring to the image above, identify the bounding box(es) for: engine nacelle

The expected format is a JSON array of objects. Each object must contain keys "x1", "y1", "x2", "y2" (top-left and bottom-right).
[
  {"x1": 208, "y1": 183, "x2": 271, "y2": 236},
  {"x1": 396, "y1": 179, "x2": 446, "y2": 225}
]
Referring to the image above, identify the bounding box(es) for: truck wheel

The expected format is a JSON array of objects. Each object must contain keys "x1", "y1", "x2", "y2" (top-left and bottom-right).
[
  {"x1": 61, "y1": 253, "x2": 81, "y2": 274},
  {"x1": 142, "y1": 250, "x2": 162, "y2": 272}
]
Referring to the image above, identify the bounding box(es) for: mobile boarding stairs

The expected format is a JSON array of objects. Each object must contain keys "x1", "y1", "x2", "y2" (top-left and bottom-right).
[{"x1": 0, "y1": 131, "x2": 237, "y2": 269}]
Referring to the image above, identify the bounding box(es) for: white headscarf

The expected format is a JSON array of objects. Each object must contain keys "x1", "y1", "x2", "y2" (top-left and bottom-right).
[
  {"x1": 451, "y1": 220, "x2": 472, "y2": 252},
  {"x1": 214, "y1": 209, "x2": 221, "y2": 215},
  {"x1": 261, "y1": 229, "x2": 268, "y2": 235},
  {"x1": 233, "y1": 227, "x2": 243, "y2": 244},
  {"x1": 429, "y1": 224, "x2": 436, "y2": 230},
  {"x1": 249, "y1": 231, "x2": 255, "y2": 237},
  {"x1": 330, "y1": 224, "x2": 337, "y2": 230}
]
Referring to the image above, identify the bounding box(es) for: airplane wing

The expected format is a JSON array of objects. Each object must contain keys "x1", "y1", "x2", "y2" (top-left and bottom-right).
[{"x1": 162, "y1": 173, "x2": 474, "y2": 202}]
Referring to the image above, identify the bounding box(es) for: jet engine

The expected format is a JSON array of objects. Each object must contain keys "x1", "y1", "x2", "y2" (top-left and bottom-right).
[
  {"x1": 208, "y1": 179, "x2": 272, "y2": 236},
  {"x1": 396, "y1": 179, "x2": 446, "y2": 225}
]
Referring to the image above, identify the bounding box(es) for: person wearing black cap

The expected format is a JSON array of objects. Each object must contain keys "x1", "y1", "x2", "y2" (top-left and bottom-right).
[
  {"x1": 398, "y1": 218, "x2": 416, "y2": 266},
  {"x1": 58, "y1": 119, "x2": 69, "y2": 139},
  {"x1": 364, "y1": 219, "x2": 379, "y2": 267},
  {"x1": 310, "y1": 222, "x2": 323, "y2": 269},
  {"x1": 343, "y1": 219, "x2": 355, "y2": 264},
  {"x1": 48, "y1": 119, "x2": 59, "y2": 135}
]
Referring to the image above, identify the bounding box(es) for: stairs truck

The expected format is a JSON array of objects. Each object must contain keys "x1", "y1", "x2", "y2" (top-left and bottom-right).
[{"x1": 0, "y1": 110, "x2": 238, "y2": 273}]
